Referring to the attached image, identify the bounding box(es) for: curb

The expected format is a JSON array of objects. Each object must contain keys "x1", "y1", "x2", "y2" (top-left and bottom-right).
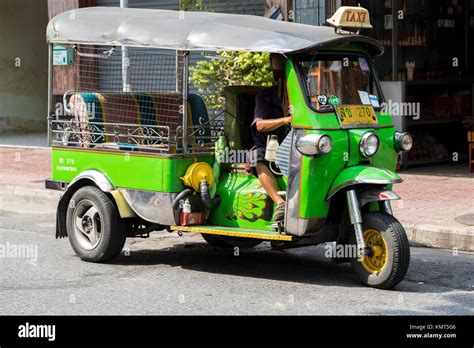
[
  {"x1": 0, "y1": 184, "x2": 61, "y2": 202},
  {"x1": 0, "y1": 184, "x2": 472, "y2": 252},
  {"x1": 400, "y1": 221, "x2": 473, "y2": 252}
]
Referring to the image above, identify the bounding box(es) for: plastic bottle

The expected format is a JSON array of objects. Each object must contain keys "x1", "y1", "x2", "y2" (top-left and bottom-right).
[
  {"x1": 182, "y1": 199, "x2": 191, "y2": 213},
  {"x1": 265, "y1": 135, "x2": 279, "y2": 162}
]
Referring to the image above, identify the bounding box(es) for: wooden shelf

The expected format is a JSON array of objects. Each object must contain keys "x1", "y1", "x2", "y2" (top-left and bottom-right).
[
  {"x1": 382, "y1": 44, "x2": 428, "y2": 47},
  {"x1": 407, "y1": 154, "x2": 468, "y2": 167},
  {"x1": 407, "y1": 157, "x2": 452, "y2": 166},
  {"x1": 405, "y1": 79, "x2": 473, "y2": 86},
  {"x1": 407, "y1": 119, "x2": 463, "y2": 126}
]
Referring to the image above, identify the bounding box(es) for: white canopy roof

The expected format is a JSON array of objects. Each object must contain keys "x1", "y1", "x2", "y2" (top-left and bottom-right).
[{"x1": 47, "y1": 7, "x2": 383, "y2": 55}]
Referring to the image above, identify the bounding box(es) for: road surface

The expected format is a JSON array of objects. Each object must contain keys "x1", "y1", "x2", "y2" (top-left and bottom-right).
[{"x1": 0, "y1": 195, "x2": 472, "y2": 315}]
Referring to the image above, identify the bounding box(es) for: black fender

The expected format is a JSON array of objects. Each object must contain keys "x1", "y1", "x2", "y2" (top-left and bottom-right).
[{"x1": 326, "y1": 186, "x2": 400, "y2": 225}]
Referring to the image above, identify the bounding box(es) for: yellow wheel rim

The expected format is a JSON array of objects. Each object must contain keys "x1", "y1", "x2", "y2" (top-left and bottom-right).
[{"x1": 361, "y1": 229, "x2": 388, "y2": 273}]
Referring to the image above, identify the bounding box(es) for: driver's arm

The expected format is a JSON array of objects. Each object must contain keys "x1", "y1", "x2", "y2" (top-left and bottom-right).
[{"x1": 256, "y1": 116, "x2": 292, "y2": 132}]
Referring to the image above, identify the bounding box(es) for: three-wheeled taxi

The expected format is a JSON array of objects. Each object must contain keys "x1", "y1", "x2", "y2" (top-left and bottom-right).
[{"x1": 45, "y1": 6, "x2": 413, "y2": 289}]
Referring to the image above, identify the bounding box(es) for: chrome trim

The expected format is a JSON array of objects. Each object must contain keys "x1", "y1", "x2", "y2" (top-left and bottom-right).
[
  {"x1": 382, "y1": 200, "x2": 393, "y2": 215},
  {"x1": 295, "y1": 133, "x2": 332, "y2": 156},
  {"x1": 394, "y1": 132, "x2": 413, "y2": 152},
  {"x1": 182, "y1": 51, "x2": 189, "y2": 155},
  {"x1": 326, "y1": 178, "x2": 402, "y2": 201},
  {"x1": 69, "y1": 170, "x2": 115, "y2": 192},
  {"x1": 358, "y1": 188, "x2": 400, "y2": 209},
  {"x1": 346, "y1": 190, "x2": 363, "y2": 225},
  {"x1": 359, "y1": 132, "x2": 379, "y2": 158},
  {"x1": 120, "y1": 189, "x2": 178, "y2": 226},
  {"x1": 74, "y1": 44, "x2": 115, "y2": 58},
  {"x1": 346, "y1": 189, "x2": 366, "y2": 258},
  {"x1": 285, "y1": 128, "x2": 302, "y2": 235},
  {"x1": 51, "y1": 120, "x2": 170, "y2": 150}
]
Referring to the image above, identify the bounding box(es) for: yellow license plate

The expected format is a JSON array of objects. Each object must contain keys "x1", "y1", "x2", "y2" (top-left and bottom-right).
[{"x1": 336, "y1": 105, "x2": 378, "y2": 127}]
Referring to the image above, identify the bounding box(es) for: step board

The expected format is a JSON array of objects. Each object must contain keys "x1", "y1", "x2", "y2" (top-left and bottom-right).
[{"x1": 170, "y1": 225, "x2": 293, "y2": 241}]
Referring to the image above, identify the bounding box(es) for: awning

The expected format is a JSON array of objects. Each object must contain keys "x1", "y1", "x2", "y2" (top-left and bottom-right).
[{"x1": 47, "y1": 7, "x2": 383, "y2": 55}]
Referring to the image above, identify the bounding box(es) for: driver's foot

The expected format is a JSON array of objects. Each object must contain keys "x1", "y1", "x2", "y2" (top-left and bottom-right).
[{"x1": 273, "y1": 202, "x2": 286, "y2": 221}]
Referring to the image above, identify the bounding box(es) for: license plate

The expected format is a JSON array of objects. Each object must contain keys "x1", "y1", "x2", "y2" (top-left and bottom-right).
[{"x1": 335, "y1": 105, "x2": 378, "y2": 128}]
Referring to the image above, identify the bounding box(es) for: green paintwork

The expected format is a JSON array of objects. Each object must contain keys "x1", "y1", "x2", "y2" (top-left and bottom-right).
[
  {"x1": 209, "y1": 172, "x2": 286, "y2": 230},
  {"x1": 51, "y1": 42, "x2": 402, "y2": 237},
  {"x1": 282, "y1": 44, "x2": 400, "y2": 221},
  {"x1": 297, "y1": 129, "x2": 347, "y2": 219},
  {"x1": 285, "y1": 58, "x2": 394, "y2": 130},
  {"x1": 327, "y1": 165, "x2": 401, "y2": 200},
  {"x1": 51, "y1": 148, "x2": 213, "y2": 192}
]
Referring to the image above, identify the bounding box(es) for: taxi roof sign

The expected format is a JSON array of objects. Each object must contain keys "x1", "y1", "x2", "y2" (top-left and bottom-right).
[{"x1": 326, "y1": 6, "x2": 372, "y2": 33}]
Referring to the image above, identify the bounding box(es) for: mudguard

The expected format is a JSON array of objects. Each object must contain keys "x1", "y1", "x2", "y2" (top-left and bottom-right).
[
  {"x1": 55, "y1": 170, "x2": 115, "y2": 239},
  {"x1": 326, "y1": 165, "x2": 402, "y2": 201}
]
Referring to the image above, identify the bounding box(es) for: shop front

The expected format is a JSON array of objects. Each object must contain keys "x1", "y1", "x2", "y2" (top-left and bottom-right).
[{"x1": 341, "y1": 0, "x2": 473, "y2": 171}]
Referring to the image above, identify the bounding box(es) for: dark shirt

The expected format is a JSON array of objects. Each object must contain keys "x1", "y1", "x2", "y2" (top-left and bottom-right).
[{"x1": 251, "y1": 86, "x2": 287, "y2": 149}]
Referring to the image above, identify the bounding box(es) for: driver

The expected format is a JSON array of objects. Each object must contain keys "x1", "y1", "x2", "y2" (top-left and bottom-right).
[{"x1": 250, "y1": 54, "x2": 292, "y2": 222}]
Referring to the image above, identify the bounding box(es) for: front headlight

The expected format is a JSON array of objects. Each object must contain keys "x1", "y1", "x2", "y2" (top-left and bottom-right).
[
  {"x1": 359, "y1": 132, "x2": 379, "y2": 158},
  {"x1": 394, "y1": 132, "x2": 413, "y2": 152},
  {"x1": 296, "y1": 134, "x2": 333, "y2": 156}
]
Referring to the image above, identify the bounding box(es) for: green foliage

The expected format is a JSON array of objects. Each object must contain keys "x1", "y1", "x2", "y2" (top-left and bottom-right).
[
  {"x1": 179, "y1": 0, "x2": 207, "y2": 11},
  {"x1": 181, "y1": 0, "x2": 273, "y2": 111},
  {"x1": 189, "y1": 51, "x2": 273, "y2": 111}
]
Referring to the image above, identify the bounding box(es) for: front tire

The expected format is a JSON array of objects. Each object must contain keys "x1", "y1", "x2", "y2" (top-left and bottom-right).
[
  {"x1": 66, "y1": 186, "x2": 126, "y2": 262},
  {"x1": 350, "y1": 212, "x2": 410, "y2": 289}
]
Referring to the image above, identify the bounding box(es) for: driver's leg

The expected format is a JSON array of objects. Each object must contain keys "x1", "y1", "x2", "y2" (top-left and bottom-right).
[{"x1": 255, "y1": 162, "x2": 285, "y2": 221}]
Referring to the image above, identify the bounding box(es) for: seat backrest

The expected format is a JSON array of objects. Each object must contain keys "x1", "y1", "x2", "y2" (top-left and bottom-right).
[
  {"x1": 70, "y1": 92, "x2": 210, "y2": 149},
  {"x1": 223, "y1": 86, "x2": 263, "y2": 150},
  {"x1": 187, "y1": 93, "x2": 211, "y2": 141}
]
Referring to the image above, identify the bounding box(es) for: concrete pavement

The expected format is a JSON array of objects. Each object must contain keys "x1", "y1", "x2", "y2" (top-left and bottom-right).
[
  {"x1": 0, "y1": 145, "x2": 473, "y2": 315},
  {"x1": 0, "y1": 146, "x2": 473, "y2": 251},
  {"x1": 0, "y1": 195, "x2": 473, "y2": 315}
]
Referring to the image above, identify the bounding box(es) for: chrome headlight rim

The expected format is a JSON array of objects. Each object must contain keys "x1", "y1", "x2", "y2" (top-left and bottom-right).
[
  {"x1": 296, "y1": 133, "x2": 333, "y2": 156},
  {"x1": 394, "y1": 132, "x2": 413, "y2": 152},
  {"x1": 359, "y1": 132, "x2": 379, "y2": 158}
]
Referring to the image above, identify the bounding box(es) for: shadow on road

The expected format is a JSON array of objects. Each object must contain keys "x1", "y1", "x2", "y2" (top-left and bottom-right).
[
  {"x1": 109, "y1": 238, "x2": 472, "y2": 293},
  {"x1": 111, "y1": 240, "x2": 364, "y2": 288}
]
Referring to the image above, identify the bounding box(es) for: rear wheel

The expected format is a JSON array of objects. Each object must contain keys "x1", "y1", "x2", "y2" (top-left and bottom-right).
[
  {"x1": 201, "y1": 233, "x2": 261, "y2": 249},
  {"x1": 349, "y1": 212, "x2": 410, "y2": 289},
  {"x1": 66, "y1": 186, "x2": 126, "y2": 262}
]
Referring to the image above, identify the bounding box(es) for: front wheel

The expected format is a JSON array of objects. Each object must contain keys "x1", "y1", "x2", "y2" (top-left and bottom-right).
[
  {"x1": 66, "y1": 186, "x2": 126, "y2": 263},
  {"x1": 350, "y1": 212, "x2": 410, "y2": 289}
]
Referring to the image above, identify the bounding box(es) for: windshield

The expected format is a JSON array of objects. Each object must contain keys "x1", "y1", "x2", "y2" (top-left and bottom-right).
[{"x1": 296, "y1": 54, "x2": 383, "y2": 112}]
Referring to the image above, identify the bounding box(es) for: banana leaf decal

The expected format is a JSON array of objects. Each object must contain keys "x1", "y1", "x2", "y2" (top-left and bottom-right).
[{"x1": 234, "y1": 192, "x2": 273, "y2": 222}]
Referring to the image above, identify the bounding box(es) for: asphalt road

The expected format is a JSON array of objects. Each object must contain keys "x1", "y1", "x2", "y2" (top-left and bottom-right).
[{"x1": 0, "y1": 196, "x2": 473, "y2": 315}]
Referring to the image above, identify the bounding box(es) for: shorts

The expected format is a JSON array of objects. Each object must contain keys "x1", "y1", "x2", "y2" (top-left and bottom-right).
[{"x1": 250, "y1": 147, "x2": 282, "y2": 177}]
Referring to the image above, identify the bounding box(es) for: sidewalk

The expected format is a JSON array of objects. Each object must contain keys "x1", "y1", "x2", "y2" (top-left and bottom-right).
[
  {"x1": 0, "y1": 146, "x2": 473, "y2": 251},
  {"x1": 393, "y1": 165, "x2": 474, "y2": 252}
]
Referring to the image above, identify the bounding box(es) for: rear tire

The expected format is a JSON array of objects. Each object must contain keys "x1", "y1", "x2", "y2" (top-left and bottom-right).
[
  {"x1": 201, "y1": 234, "x2": 261, "y2": 249},
  {"x1": 66, "y1": 186, "x2": 126, "y2": 262},
  {"x1": 349, "y1": 212, "x2": 410, "y2": 289}
]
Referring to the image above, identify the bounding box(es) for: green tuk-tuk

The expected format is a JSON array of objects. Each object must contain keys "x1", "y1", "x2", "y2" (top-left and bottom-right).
[{"x1": 45, "y1": 6, "x2": 413, "y2": 289}]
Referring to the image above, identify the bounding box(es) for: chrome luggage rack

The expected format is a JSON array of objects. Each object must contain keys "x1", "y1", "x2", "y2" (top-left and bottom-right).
[{"x1": 50, "y1": 119, "x2": 171, "y2": 152}]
